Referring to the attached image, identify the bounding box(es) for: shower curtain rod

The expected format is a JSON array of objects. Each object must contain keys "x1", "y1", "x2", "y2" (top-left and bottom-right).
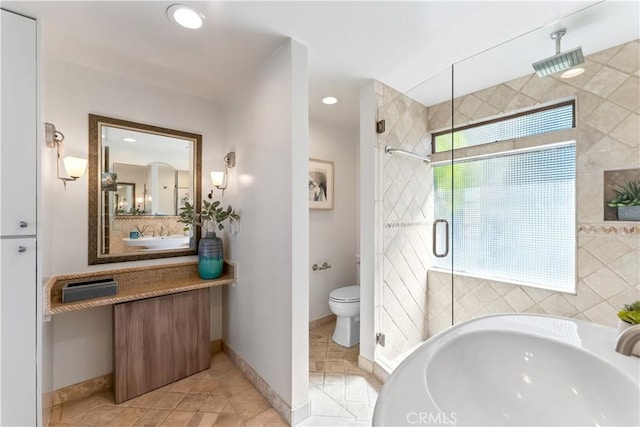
[{"x1": 385, "y1": 145, "x2": 431, "y2": 163}]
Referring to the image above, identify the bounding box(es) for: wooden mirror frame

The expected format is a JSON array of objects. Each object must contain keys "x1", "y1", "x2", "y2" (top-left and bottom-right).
[{"x1": 88, "y1": 114, "x2": 202, "y2": 265}]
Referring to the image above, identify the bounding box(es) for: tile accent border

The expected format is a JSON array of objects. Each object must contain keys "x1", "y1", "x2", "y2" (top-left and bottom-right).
[
  {"x1": 384, "y1": 220, "x2": 431, "y2": 230},
  {"x1": 222, "y1": 341, "x2": 310, "y2": 425},
  {"x1": 52, "y1": 373, "x2": 112, "y2": 406},
  {"x1": 578, "y1": 223, "x2": 640, "y2": 236},
  {"x1": 309, "y1": 314, "x2": 336, "y2": 330}
]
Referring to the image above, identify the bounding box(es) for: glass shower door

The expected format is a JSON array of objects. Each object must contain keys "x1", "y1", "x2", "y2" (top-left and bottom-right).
[
  {"x1": 374, "y1": 67, "x2": 454, "y2": 372},
  {"x1": 446, "y1": 6, "x2": 612, "y2": 325}
]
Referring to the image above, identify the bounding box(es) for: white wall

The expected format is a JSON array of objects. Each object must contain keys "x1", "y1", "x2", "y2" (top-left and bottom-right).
[
  {"x1": 309, "y1": 119, "x2": 359, "y2": 321},
  {"x1": 222, "y1": 39, "x2": 309, "y2": 415},
  {"x1": 42, "y1": 56, "x2": 226, "y2": 389}
]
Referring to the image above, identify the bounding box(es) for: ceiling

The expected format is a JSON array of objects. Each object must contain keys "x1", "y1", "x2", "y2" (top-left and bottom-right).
[{"x1": 4, "y1": 1, "x2": 639, "y2": 130}]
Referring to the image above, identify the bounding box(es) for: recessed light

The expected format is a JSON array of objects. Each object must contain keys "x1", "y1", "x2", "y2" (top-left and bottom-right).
[
  {"x1": 122, "y1": 137, "x2": 136, "y2": 142},
  {"x1": 167, "y1": 4, "x2": 204, "y2": 29},
  {"x1": 560, "y1": 67, "x2": 585, "y2": 79},
  {"x1": 322, "y1": 96, "x2": 338, "y2": 105}
]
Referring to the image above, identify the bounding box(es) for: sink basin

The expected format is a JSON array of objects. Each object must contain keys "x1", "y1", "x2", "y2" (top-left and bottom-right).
[
  {"x1": 122, "y1": 235, "x2": 190, "y2": 250},
  {"x1": 373, "y1": 314, "x2": 640, "y2": 426}
]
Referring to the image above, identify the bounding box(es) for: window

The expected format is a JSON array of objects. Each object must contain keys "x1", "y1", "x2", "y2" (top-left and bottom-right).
[
  {"x1": 432, "y1": 101, "x2": 575, "y2": 152},
  {"x1": 433, "y1": 144, "x2": 576, "y2": 292}
]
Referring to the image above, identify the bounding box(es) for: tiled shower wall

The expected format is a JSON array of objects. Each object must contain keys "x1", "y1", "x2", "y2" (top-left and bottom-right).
[
  {"x1": 375, "y1": 82, "x2": 436, "y2": 366},
  {"x1": 374, "y1": 40, "x2": 640, "y2": 366},
  {"x1": 426, "y1": 40, "x2": 639, "y2": 333}
]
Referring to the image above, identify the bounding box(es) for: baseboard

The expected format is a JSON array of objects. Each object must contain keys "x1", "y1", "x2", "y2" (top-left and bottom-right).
[
  {"x1": 42, "y1": 390, "x2": 52, "y2": 427},
  {"x1": 210, "y1": 338, "x2": 222, "y2": 355},
  {"x1": 222, "y1": 341, "x2": 309, "y2": 425},
  {"x1": 309, "y1": 314, "x2": 336, "y2": 330},
  {"x1": 358, "y1": 355, "x2": 389, "y2": 383},
  {"x1": 52, "y1": 373, "x2": 113, "y2": 406}
]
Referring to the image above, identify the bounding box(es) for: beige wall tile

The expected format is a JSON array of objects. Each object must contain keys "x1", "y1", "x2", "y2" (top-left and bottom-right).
[
  {"x1": 583, "y1": 301, "x2": 618, "y2": 326},
  {"x1": 582, "y1": 66, "x2": 629, "y2": 98},
  {"x1": 609, "y1": 251, "x2": 640, "y2": 285},
  {"x1": 584, "y1": 100, "x2": 631, "y2": 134},
  {"x1": 609, "y1": 76, "x2": 640, "y2": 113},
  {"x1": 583, "y1": 267, "x2": 630, "y2": 299},
  {"x1": 520, "y1": 74, "x2": 556, "y2": 100},
  {"x1": 540, "y1": 81, "x2": 578, "y2": 103},
  {"x1": 608, "y1": 41, "x2": 640, "y2": 74},
  {"x1": 589, "y1": 44, "x2": 624, "y2": 65},
  {"x1": 564, "y1": 60, "x2": 604, "y2": 89},
  {"x1": 505, "y1": 74, "x2": 532, "y2": 92},
  {"x1": 504, "y1": 92, "x2": 538, "y2": 112},
  {"x1": 485, "y1": 84, "x2": 519, "y2": 112},
  {"x1": 503, "y1": 288, "x2": 535, "y2": 312},
  {"x1": 457, "y1": 95, "x2": 484, "y2": 118},
  {"x1": 610, "y1": 113, "x2": 640, "y2": 147}
]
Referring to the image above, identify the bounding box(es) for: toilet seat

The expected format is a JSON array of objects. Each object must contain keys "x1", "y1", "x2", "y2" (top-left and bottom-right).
[{"x1": 329, "y1": 285, "x2": 360, "y2": 303}]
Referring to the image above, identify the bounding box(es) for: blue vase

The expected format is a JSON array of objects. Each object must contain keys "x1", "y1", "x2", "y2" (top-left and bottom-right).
[{"x1": 198, "y1": 231, "x2": 224, "y2": 279}]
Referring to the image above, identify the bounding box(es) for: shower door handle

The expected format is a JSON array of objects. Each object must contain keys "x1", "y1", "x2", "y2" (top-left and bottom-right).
[{"x1": 432, "y1": 219, "x2": 449, "y2": 258}]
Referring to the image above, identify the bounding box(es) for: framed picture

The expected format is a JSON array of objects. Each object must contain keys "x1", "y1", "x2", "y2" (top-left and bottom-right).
[
  {"x1": 309, "y1": 158, "x2": 334, "y2": 210},
  {"x1": 101, "y1": 172, "x2": 118, "y2": 191}
]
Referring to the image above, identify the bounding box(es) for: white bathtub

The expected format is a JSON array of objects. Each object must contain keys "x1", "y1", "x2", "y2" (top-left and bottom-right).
[{"x1": 373, "y1": 314, "x2": 640, "y2": 426}]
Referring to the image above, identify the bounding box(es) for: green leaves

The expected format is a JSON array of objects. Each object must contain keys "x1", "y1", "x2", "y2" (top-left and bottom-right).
[
  {"x1": 178, "y1": 199, "x2": 240, "y2": 231},
  {"x1": 618, "y1": 300, "x2": 640, "y2": 325},
  {"x1": 609, "y1": 180, "x2": 640, "y2": 207}
]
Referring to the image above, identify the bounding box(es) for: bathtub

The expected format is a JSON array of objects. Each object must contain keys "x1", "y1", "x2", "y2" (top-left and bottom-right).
[{"x1": 372, "y1": 314, "x2": 640, "y2": 426}]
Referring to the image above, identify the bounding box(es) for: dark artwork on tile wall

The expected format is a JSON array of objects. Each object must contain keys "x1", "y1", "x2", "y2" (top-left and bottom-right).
[{"x1": 604, "y1": 168, "x2": 640, "y2": 221}]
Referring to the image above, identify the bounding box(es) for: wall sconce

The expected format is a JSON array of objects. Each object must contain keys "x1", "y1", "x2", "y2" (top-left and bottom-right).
[
  {"x1": 208, "y1": 152, "x2": 235, "y2": 198},
  {"x1": 45, "y1": 123, "x2": 88, "y2": 190}
]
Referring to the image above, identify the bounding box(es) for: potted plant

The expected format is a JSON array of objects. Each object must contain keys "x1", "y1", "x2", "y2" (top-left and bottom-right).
[
  {"x1": 618, "y1": 300, "x2": 640, "y2": 356},
  {"x1": 178, "y1": 200, "x2": 239, "y2": 279},
  {"x1": 618, "y1": 300, "x2": 640, "y2": 326},
  {"x1": 608, "y1": 179, "x2": 640, "y2": 221}
]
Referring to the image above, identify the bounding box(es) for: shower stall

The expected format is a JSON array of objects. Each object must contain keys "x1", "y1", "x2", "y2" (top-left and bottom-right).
[{"x1": 373, "y1": 1, "x2": 640, "y2": 371}]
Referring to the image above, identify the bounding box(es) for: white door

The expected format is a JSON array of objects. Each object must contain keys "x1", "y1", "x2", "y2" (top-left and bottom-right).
[
  {"x1": 0, "y1": 237, "x2": 37, "y2": 426},
  {"x1": 0, "y1": 9, "x2": 38, "y2": 426},
  {"x1": 0, "y1": 9, "x2": 37, "y2": 237}
]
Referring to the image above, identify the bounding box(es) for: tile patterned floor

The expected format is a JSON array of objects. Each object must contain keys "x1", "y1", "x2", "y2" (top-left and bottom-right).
[
  {"x1": 49, "y1": 353, "x2": 288, "y2": 427},
  {"x1": 49, "y1": 322, "x2": 383, "y2": 427},
  {"x1": 302, "y1": 321, "x2": 383, "y2": 426}
]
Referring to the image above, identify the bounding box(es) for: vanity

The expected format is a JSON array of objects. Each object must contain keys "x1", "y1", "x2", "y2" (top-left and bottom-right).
[
  {"x1": 45, "y1": 261, "x2": 237, "y2": 403},
  {"x1": 44, "y1": 113, "x2": 235, "y2": 403}
]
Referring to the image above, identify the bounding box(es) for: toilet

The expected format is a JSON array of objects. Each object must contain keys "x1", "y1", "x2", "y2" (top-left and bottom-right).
[{"x1": 329, "y1": 285, "x2": 360, "y2": 347}]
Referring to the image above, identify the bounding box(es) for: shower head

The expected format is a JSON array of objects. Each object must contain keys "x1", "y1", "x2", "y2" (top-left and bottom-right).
[{"x1": 532, "y1": 29, "x2": 584, "y2": 77}]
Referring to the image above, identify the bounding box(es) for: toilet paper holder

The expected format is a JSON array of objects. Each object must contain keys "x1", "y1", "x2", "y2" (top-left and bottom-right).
[{"x1": 312, "y1": 262, "x2": 332, "y2": 271}]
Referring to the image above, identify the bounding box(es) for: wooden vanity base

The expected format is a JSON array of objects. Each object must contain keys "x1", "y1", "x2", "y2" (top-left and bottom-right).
[{"x1": 113, "y1": 288, "x2": 210, "y2": 403}]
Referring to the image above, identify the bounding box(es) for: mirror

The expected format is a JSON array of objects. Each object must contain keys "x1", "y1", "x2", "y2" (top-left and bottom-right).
[{"x1": 88, "y1": 114, "x2": 202, "y2": 264}]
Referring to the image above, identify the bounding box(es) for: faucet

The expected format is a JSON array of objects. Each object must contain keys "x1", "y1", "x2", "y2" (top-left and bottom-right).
[
  {"x1": 615, "y1": 324, "x2": 640, "y2": 356},
  {"x1": 160, "y1": 225, "x2": 165, "y2": 237}
]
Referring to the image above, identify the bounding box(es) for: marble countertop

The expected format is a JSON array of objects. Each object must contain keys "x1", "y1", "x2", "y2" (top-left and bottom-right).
[{"x1": 45, "y1": 261, "x2": 237, "y2": 315}]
